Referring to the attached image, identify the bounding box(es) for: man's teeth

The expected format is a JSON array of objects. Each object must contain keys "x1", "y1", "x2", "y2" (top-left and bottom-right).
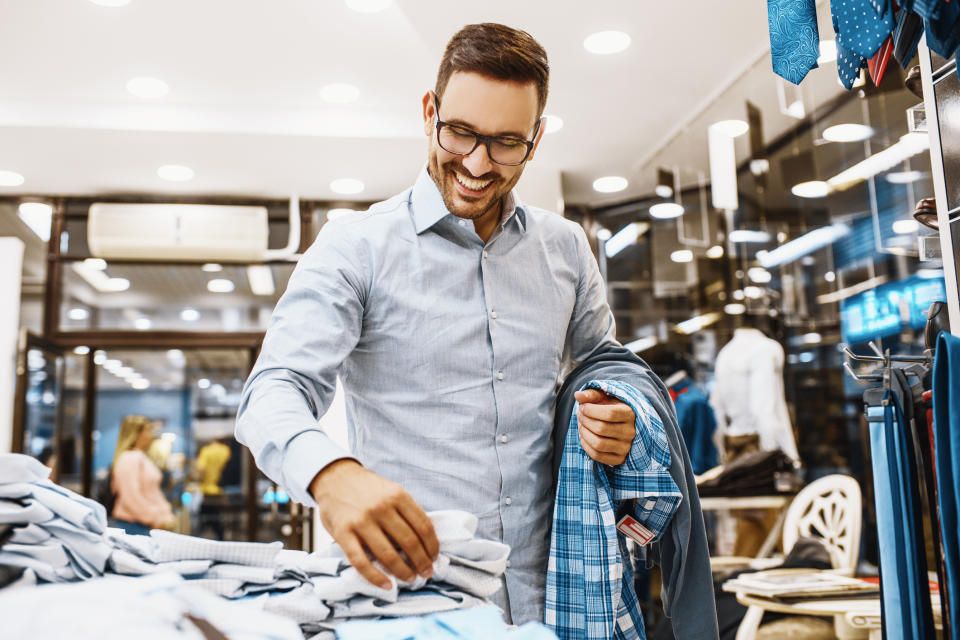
[{"x1": 455, "y1": 172, "x2": 492, "y2": 191}]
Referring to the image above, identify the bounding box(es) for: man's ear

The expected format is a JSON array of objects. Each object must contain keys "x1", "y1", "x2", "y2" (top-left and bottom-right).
[
  {"x1": 422, "y1": 90, "x2": 435, "y2": 137},
  {"x1": 526, "y1": 117, "x2": 547, "y2": 162}
]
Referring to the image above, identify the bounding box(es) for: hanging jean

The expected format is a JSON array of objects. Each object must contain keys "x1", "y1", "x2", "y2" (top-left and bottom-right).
[{"x1": 934, "y1": 332, "x2": 960, "y2": 638}]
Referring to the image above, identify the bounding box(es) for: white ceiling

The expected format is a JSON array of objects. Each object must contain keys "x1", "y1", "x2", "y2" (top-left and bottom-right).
[{"x1": 0, "y1": 0, "x2": 844, "y2": 207}]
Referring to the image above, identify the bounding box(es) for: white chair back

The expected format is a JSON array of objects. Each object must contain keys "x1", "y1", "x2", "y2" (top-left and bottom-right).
[{"x1": 782, "y1": 474, "x2": 862, "y2": 570}]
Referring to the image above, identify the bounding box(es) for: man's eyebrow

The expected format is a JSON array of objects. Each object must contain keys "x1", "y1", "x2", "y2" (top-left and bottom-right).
[{"x1": 444, "y1": 117, "x2": 529, "y2": 139}]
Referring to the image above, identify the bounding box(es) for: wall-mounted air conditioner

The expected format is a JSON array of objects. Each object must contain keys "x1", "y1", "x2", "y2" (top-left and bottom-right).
[{"x1": 87, "y1": 202, "x2": 284, "y2": 262}]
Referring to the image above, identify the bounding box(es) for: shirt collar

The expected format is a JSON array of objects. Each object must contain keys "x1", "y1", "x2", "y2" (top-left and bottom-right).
[{"x1": 410, "y1": 165, "x2": 527, "y2": 235}]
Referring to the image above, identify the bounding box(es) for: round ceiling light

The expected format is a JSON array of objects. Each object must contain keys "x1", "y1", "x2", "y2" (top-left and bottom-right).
[
  {"x1": 330, "y1": 178, "x2": 364, "y2": 195},
  {"x1": 592, "y1": 176, "x2": 628, "y2": 193},
  {"x1": 0, "y1": 170, "x2": 25, "y2": 187},
  {"x1": 131, "y1": 379, "x2": 150, "y2": 390},
  {"x1": 654, "y1": 185, "x2": 673, "y2": 199},
  {"x1": 583, "y1": 31, "x2": 631, "y2": 55},
  {"x1": 649, "y1": 202, "x2": 685, "y2": 219},
  {"x1": 207, "y1": 279, "x2": 235, "y2": 293},
  {"x1": 706, "y1": 245, "x2": 724, "y2": 259},
  {"x1": 126, "y1": 77, "x2": 169, "y2": 99},
  {"x1": 320, "y1": 83, "x2": 360, "y2": 103},
  {"x1": 157, "y1": 164, "x2": 194, "y2": 182},
  {"x1": 543, "y1": 115, "x2": 563, "y2": 134},
  {"x1": 134, "y1": 317, "x2": 152, "y2": 330},
  {"x1": 710, "y1": 120, "x2": 749, "y2": 137},
  {"x1": 791, "y1": 180, "x2": 830, "y2": 198},
  {"x1": 822, "y1": 123, "x2": 874, "y2": 142},
  {"x1": 84, "y1": 258, "x2": 107, "y2": 270},
  {"x1": 68, "y1": 308, "x2": 89, "y2": 321},
  {"x1": 748, "y1": 267, "x2": 772, "y2": 283},
  {"x1": 180, "y1": 308, "x2": 200, "y2": 322},
  {"x1": 670, "y1": 249, "x2": 694, "y2": 263},
  {"x1": 724, "y1": 303, "x2": 746, "y2": 315},
  {"x1": 596, "y1": 228, "x2": 612, "y2": 241},
  {"x1": 201, "y1": 263, "x2": 222, "y2": 272}
]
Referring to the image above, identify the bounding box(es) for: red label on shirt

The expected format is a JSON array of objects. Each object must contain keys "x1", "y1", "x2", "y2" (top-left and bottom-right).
[{"x1": 617, "y1": 514, "x2": 655, "y2": 546}]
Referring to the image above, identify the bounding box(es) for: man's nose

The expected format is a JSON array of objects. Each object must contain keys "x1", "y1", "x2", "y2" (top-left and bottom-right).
[{"x1": 461, "y1": 141, "x2": 494, "y2": 177}]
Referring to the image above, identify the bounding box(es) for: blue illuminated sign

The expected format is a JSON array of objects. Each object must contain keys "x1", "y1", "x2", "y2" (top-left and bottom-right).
[{"x1": 840, "y1": 274, "x2": 947, "y2": 344}]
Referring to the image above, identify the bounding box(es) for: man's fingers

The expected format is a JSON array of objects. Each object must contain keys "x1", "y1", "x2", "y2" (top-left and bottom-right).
[
  {"x1": 579, "y1": 431, "x2": 624, "y2": 466},
  {"x1": 578, "y1": 413, "x2": 634, "y2": 441},
  {"x1": 579, "y1": 422, "x2": 629, "y2": 455},
  {"x1": 378, "y1": 509, "x2": 434, "y2": 578},
  {"x1": 574, "y1": 388, "x2": 605, "y2": 404},
  {"x1": 396, "y1": 497, "x2": 440, "y2": 561},
  {"x1": 356, "y1": 521, "x2": 418, "y2": 584},
  {"x1": 340, "y1": 531, "x2": 391, "y2": 589},
  {"x1": 579, "y1": 401, "x2": 634, "y2": 423}
]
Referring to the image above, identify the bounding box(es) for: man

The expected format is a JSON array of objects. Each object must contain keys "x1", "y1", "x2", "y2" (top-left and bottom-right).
[{"x1": 236, "y1": 23, "x2": 637, "y2": 624}]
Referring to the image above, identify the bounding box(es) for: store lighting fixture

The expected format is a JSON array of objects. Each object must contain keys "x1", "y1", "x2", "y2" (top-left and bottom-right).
[
  {"x1": 798, "y1": 352, "x2": 815, "y2": 363},
  {"x1": 706, "y1": 245, "x2": 724, "y2": 259},
  {"x1": 197, "y1": 378, "x2": 211, "y2": 390},
  {"x1": 167, "y1": 349, "x2": 184, "y2": 362},
  {"x1": 126, "y1": 77, "x2": 169, "y2": 99},
  {"x1": 649, "y1": 202, "x2": 685, "y2": 219},
  {"x1": 817, "y1": 40, "x2": 837, "y2": 64},
  {"x1": 0, "y1": 170, "x2": 25, "y2": 187},
  {"x1": 131, "y1": 379, "x2": 150, "y2": 390},
  {"x1": 180, "y1": 308, "x2": 200, "y2": 322},
  {"x1": 596, "y1": 228, "x2": 612, "y2": 241},
  {"x1": 670, "y1": 249, "x2": 694, "y2": 263},
  {"x1": 104, "y1": 359, "x2": 122, "y2": 371},
  {"x1": 732, "y1": 289, "x2": 745, "y2": 300},
  {"x1": 791, "y1": 181, "x2": 830, "y2": 198},
  {"x1": 583, "y1": 30, "x2": 631, "y2": 55},
  {"x1": 748, "y1": 267, "x2": 772, "y2": 283},
  {"x1": 345, "y1": 0, "x2": 391, "y2": 12},
  {"x1": 93, "y1": 350, "x2": 107, "y2": 365},
  {"x1": 743, "y1": 286, "x2": 764, "y2": 299},
  {"x1": 885, "y1": 170, "x2": 929, "y2": 184},
  {"x1": 73, "y1": 346, "x2": 90, "y2": 355},
  {"x1": 18, "y1": 203, "x2": 52, "y2": 241},
  {"x1": 824, "y1": 271, "x2": 836, "y2": 282},
  {"x1": 592, "y1": 176, "x2": 628, "y2": 193},
  {"x1": 320, "y1": 83, "x2": 360, "y2": 104},
  {"x1": 134, "y1": 317, "x2": 152, "y2": 330},
  {"x1": 655, "y1": 185, "x2": 673, "y2": 198},
  {"x1": 247, "y1": 265, "x2": 276, "y2": 296},
  {"x1": 327, "y1": 208, "x2": 355, "y2": 221},
  {"x1": 822, "y1": 123, "x2": 874, "y2": 143},
  {"x1": 724, "y1": 303, "x2": 746, "y2": 315},
  {"x1": 103, "y1": 277, "x2": 130, "y2": 292},
  {"x1": 543, "y1": 115, "x2": 563, "y2": 134},
  {"x1": 728, "y1": 230, "x2": 771, "y2": 243},
  {"x1": 157, "y1": 164, "x2": 194, "y2": 182},
  {"x1": 676, "y1": 312, "x2": 722, "y2": 335},
  {"x1": 817, "y1": 275, "x2": 888, "y2": 304},
  {"x1": 604, "y1": 222, "x2": 649, "y2": 258},
  {"x1": 84, "y1": 258, "x2": 107, "y2": 270},
  {"x1": 756, "y1": 223, "x2": 850, "y2": 268},
  {"x1": 117, "y1": 366, "x2": 134, "y2": 377},
  {"x1": 711, "y1": 120, "x2": 749, "y2": 137},
  {"x1": 827, "y1": 132, "x2": 930, "y2": 192},
  {"x1": 893, "y1": 219, "x2": 920, "y2": 234},
  {"x1": 207, "y1": 278, "x2": 235, "y2": 293},
  {"x1": 71, "y1": 260, "x2": 130, "y2": 292},
  {"x1": 802, "y1": 332, "x2": 822, "y2": 344},
  {"x1": 201, "y1": 263, "x2": 222, "y2": 272},
  {"x1": 624, "y1": 337, "x2": 658, "y2": 353},
  {"x1": 709, "y1": 122, "x2": 739, "y2": 210},
  {"x1": 330, "y1": 178, "x2": 364, "y2": 195},
  {"x1": 68, "y1": 308, "x2": 89, "y2": 321}
]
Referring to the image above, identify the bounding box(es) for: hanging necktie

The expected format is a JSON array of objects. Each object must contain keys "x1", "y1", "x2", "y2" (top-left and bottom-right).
[
  {"x1": 767, "y1": 0, "x2": 820, "y2": 84},
  {"x1": 832, "y1": 0, "x2": 895, "y2": 59},
  {"x1": 868, "y1": 36, "x2": 894, "y2": 86},
  {"x1": 837, "y1": 41, "x2": 866, "y2": 89},
  {"x1": 893, "y1": 9, "x2": 924, "y2": 68}
]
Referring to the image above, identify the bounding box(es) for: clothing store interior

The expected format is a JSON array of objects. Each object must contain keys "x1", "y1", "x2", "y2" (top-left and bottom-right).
[{"x1": 2, "y1": 1, "x2": 960, "y2": 639}]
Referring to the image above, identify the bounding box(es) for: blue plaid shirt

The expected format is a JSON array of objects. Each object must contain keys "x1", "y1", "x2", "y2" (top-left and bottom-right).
[{"x1": 545, "y1": 380, "x2": 682, "y2": 640}]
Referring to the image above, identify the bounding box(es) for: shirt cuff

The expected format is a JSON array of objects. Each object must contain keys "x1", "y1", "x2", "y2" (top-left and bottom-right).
[{"x1": 282, "y1": 429, "x2": 357, "y2": 508}]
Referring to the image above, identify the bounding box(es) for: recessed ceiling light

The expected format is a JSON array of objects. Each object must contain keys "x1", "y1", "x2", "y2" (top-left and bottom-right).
[
  {"x1": 803, "y1": 332, "x2": 822, "y2": 344},
  {"x1": 84, "y1": 258, "x2": 107, "y2": 270},
  {"x1": 596, "y1": 228, "x2": 612, "y2": 241},
  {"x1": 167, "y1": 349, "x2": 184, "y2": 361},
  {"x1": 654, "y1": 185, "x2": 673, "y2": 199},
  {"x1": 728, "y1": 230, "x2": 771, "y2": 243},
  {"x1": 748, "y1": 267, "x2": 772, "y2": 283},
  {"x1": 207, "y1": 278, "x2": 235, "y2": 293},
  {"x1": 670, "y1": 249, "x2": 694, "y2": 263},
  {"x1": 818, "y1": 40, "x2": 837, "y2": 64},
  {"x1": 131, "y1": 379, "x2": 150, "y2": 390},
  {"x1": 724, "y1": 303, "x2": 746, "y2": 315},
  {"x1": 103, "y1": 278, "x2": 130, "y2": 292},
  {"x1": 710, "y1": 120, "x2": 749, "y2": 137},
  {"x1": 104, "y1": 359, "x2": 122, "y2": 371},
  {"x1": 93, "y1": 350, "x2": 107, "y2": 365},
  {"x1": 892, "y1": 219, "x2": 920, "y2": 234},
  {"x1": 743, "y1": 286, "x2": 764, "y2": 299},
  {"x1": 197, "y1": 378, "x2": 211, "y2": 389},
  {"x1": 134, "y1": 317, "x2": 152, "y2": 330},
  {"x1": 126, "y1": 77, "x2": 169, "y2": 99},
  {"x1": 68, "y1": 308, "x2": 89, "y2": 321},
  {"x1": 583, "y1": 31, "x2": 631, "y2": 55},
  {"x1": 157, "y1": 164, "x2": 194, "y2": 182},
  {"x1": 180, "y1": 308, "x2": 200, "y2": 322},
  {"x1": 592, "y1": 176, "x2": 628, "y2": 193},
  {"x1": 885, "y1": 170, "x2": 929, "y2": 184},
  {"x1": 825, "y1": 271, "x2": 836, "y2": 282},
  {"x1": 73, "y1": 346, "x2": 90, "y2": 355},
  {"x1": 330, "y1": 178, "x2": 364, "y2": 195},
  {"x1": 0, "y1": 170, "x2": 25, "y2": 187},
  {"x1": 327, "y1": 208, "x2": 355, "y2": 221},
  {"x1": 320, "y1": 83, "x2": 360, "y2": 103},
  {"x1": 18, "y1": 202, "x2": 52, "y2": 241},
  {"x1": 791, "y1": 180, "x2": 830, "y2": 198},
  {"x1": 89, "y1": 0, "x2": 132, "y2": 6},
  {"x1": 732, "y1": 290, "x2": 746, "y2": 300},
  {"x1": 649, "y1": 202, "x2": 685, "y2": 219},
  {"x1": 201, "y1": 263, "x2": 222, "y2": 272},
  {"x1": 706, "y1": 245, "x2": 724, "y2": 259},
  {"x1": 344, "y1": 0, "x2": 391, "y2": 12},
  {"x1": 543, "y1": 115, "x2": 563, "y2": 134},
  {"x1": 822, "y1": 123, "x2": 874, "y2": 142}
]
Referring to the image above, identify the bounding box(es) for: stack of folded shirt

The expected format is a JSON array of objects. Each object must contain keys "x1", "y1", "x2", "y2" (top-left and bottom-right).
[{"x1": 0, "y1": 454, "x2": 112, "y2": 583}]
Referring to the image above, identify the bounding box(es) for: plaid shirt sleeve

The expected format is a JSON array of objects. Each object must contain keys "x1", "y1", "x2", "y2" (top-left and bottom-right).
[{"x1": 546, "y1": 380, "x2": 683, "y2": 640}]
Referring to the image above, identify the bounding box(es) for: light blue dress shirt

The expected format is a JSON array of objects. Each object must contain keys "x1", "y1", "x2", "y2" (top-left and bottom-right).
[{"x1": 236, "y1": 166, "x2": 617, "y2": 624}]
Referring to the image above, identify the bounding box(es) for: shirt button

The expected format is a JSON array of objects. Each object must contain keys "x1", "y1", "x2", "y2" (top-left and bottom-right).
[
  {"x1": 490, "y1": 311, "x2": 498, "y2": 319},
  {"x1": 482, "y1": 250, "x2": 489, "y2": 259},
  {"x1": 497, "y1": 371, "x2": 504, "y2": 380},
  {"x1": 500, "y1": 434, "x2": 508, "y2": 444},
  {"x1": 458, "y1": 219, "x2": 468, "y2": 227},
  {"x1": 504, "y1": 497, "x2": 512, "y2": 505}
]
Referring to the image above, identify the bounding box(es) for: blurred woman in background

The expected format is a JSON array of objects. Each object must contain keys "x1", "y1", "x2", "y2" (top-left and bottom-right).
[{"x1": 110, "y1": 415, "x2": 174, "y2": 535}]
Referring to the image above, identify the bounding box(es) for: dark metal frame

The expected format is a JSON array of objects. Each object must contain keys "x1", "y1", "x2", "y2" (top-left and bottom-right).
[{"x1": 433, "y1": 95, "x2": 541, "y2": 166}]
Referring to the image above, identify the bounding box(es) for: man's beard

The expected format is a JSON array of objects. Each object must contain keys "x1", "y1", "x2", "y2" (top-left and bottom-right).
[{"x1": 428, "y1": 155, "x2": 516, "y2": 223}]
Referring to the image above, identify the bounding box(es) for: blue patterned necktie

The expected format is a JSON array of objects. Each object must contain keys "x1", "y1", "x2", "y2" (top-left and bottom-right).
[
  {"x1": 832, "y1": 0, "x2": 894, "y2": 59},
  {"x1": 768, "y1": 0, "x2": 820, "y2": 84}
]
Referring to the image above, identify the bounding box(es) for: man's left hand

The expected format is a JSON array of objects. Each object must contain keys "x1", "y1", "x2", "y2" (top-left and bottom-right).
[{"x1": 574, "y1": 389, "x2": 636, "y2": 466}]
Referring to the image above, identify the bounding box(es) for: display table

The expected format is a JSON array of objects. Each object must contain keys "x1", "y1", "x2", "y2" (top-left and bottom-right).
[{"x1": 700, "y1": 495, "x2": 792, "y2": 559}]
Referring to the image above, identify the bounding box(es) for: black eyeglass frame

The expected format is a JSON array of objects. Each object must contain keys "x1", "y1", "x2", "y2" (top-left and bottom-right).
[{"x1": 432, "y1": 94, "x2": 542, "y2": 167}]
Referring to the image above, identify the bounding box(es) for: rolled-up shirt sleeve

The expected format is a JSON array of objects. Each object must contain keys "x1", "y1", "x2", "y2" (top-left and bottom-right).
[{"x1": 236, "y1": 219, "x2": 369, "y2": 506}]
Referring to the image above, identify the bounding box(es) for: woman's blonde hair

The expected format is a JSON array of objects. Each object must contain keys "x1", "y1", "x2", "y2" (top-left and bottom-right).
[{"x1": 111, "y1": 415, "x2": 153, "y2": 470}]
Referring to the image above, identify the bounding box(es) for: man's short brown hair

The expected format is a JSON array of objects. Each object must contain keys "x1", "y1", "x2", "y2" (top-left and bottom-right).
[{"x1": 435, "y1": 23, "x2": 550, "y2": 118}]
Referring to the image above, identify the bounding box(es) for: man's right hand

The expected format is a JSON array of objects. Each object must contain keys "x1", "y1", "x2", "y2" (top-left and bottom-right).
[{"x1": 309, "y1": 459, "x2": 439, "y2": 589}]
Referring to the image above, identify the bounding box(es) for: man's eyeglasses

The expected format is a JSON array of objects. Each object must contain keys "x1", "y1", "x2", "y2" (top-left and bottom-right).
[{"x1": 433, "y1": 95, "x2": 541, "y2": 167}]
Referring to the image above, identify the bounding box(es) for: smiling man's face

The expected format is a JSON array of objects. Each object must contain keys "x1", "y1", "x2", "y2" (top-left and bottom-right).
[{"x1": 423, "y1": 71, "x2": 542, "y2": 226}]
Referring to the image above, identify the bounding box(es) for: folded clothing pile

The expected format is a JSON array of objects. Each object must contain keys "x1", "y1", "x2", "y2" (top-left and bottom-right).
[
  {"x1": 0, "y1": 454, "x2": 112, "y2": 583},
  {"x1": 334, "y1": 605, "x2": 556, "y2": 640},
  {"x1": 696, "y1": 449, "x2": 797, "y2": 497},
  {"x1": 107, "y1": 510, "x2": 511, "y2": 638}
]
